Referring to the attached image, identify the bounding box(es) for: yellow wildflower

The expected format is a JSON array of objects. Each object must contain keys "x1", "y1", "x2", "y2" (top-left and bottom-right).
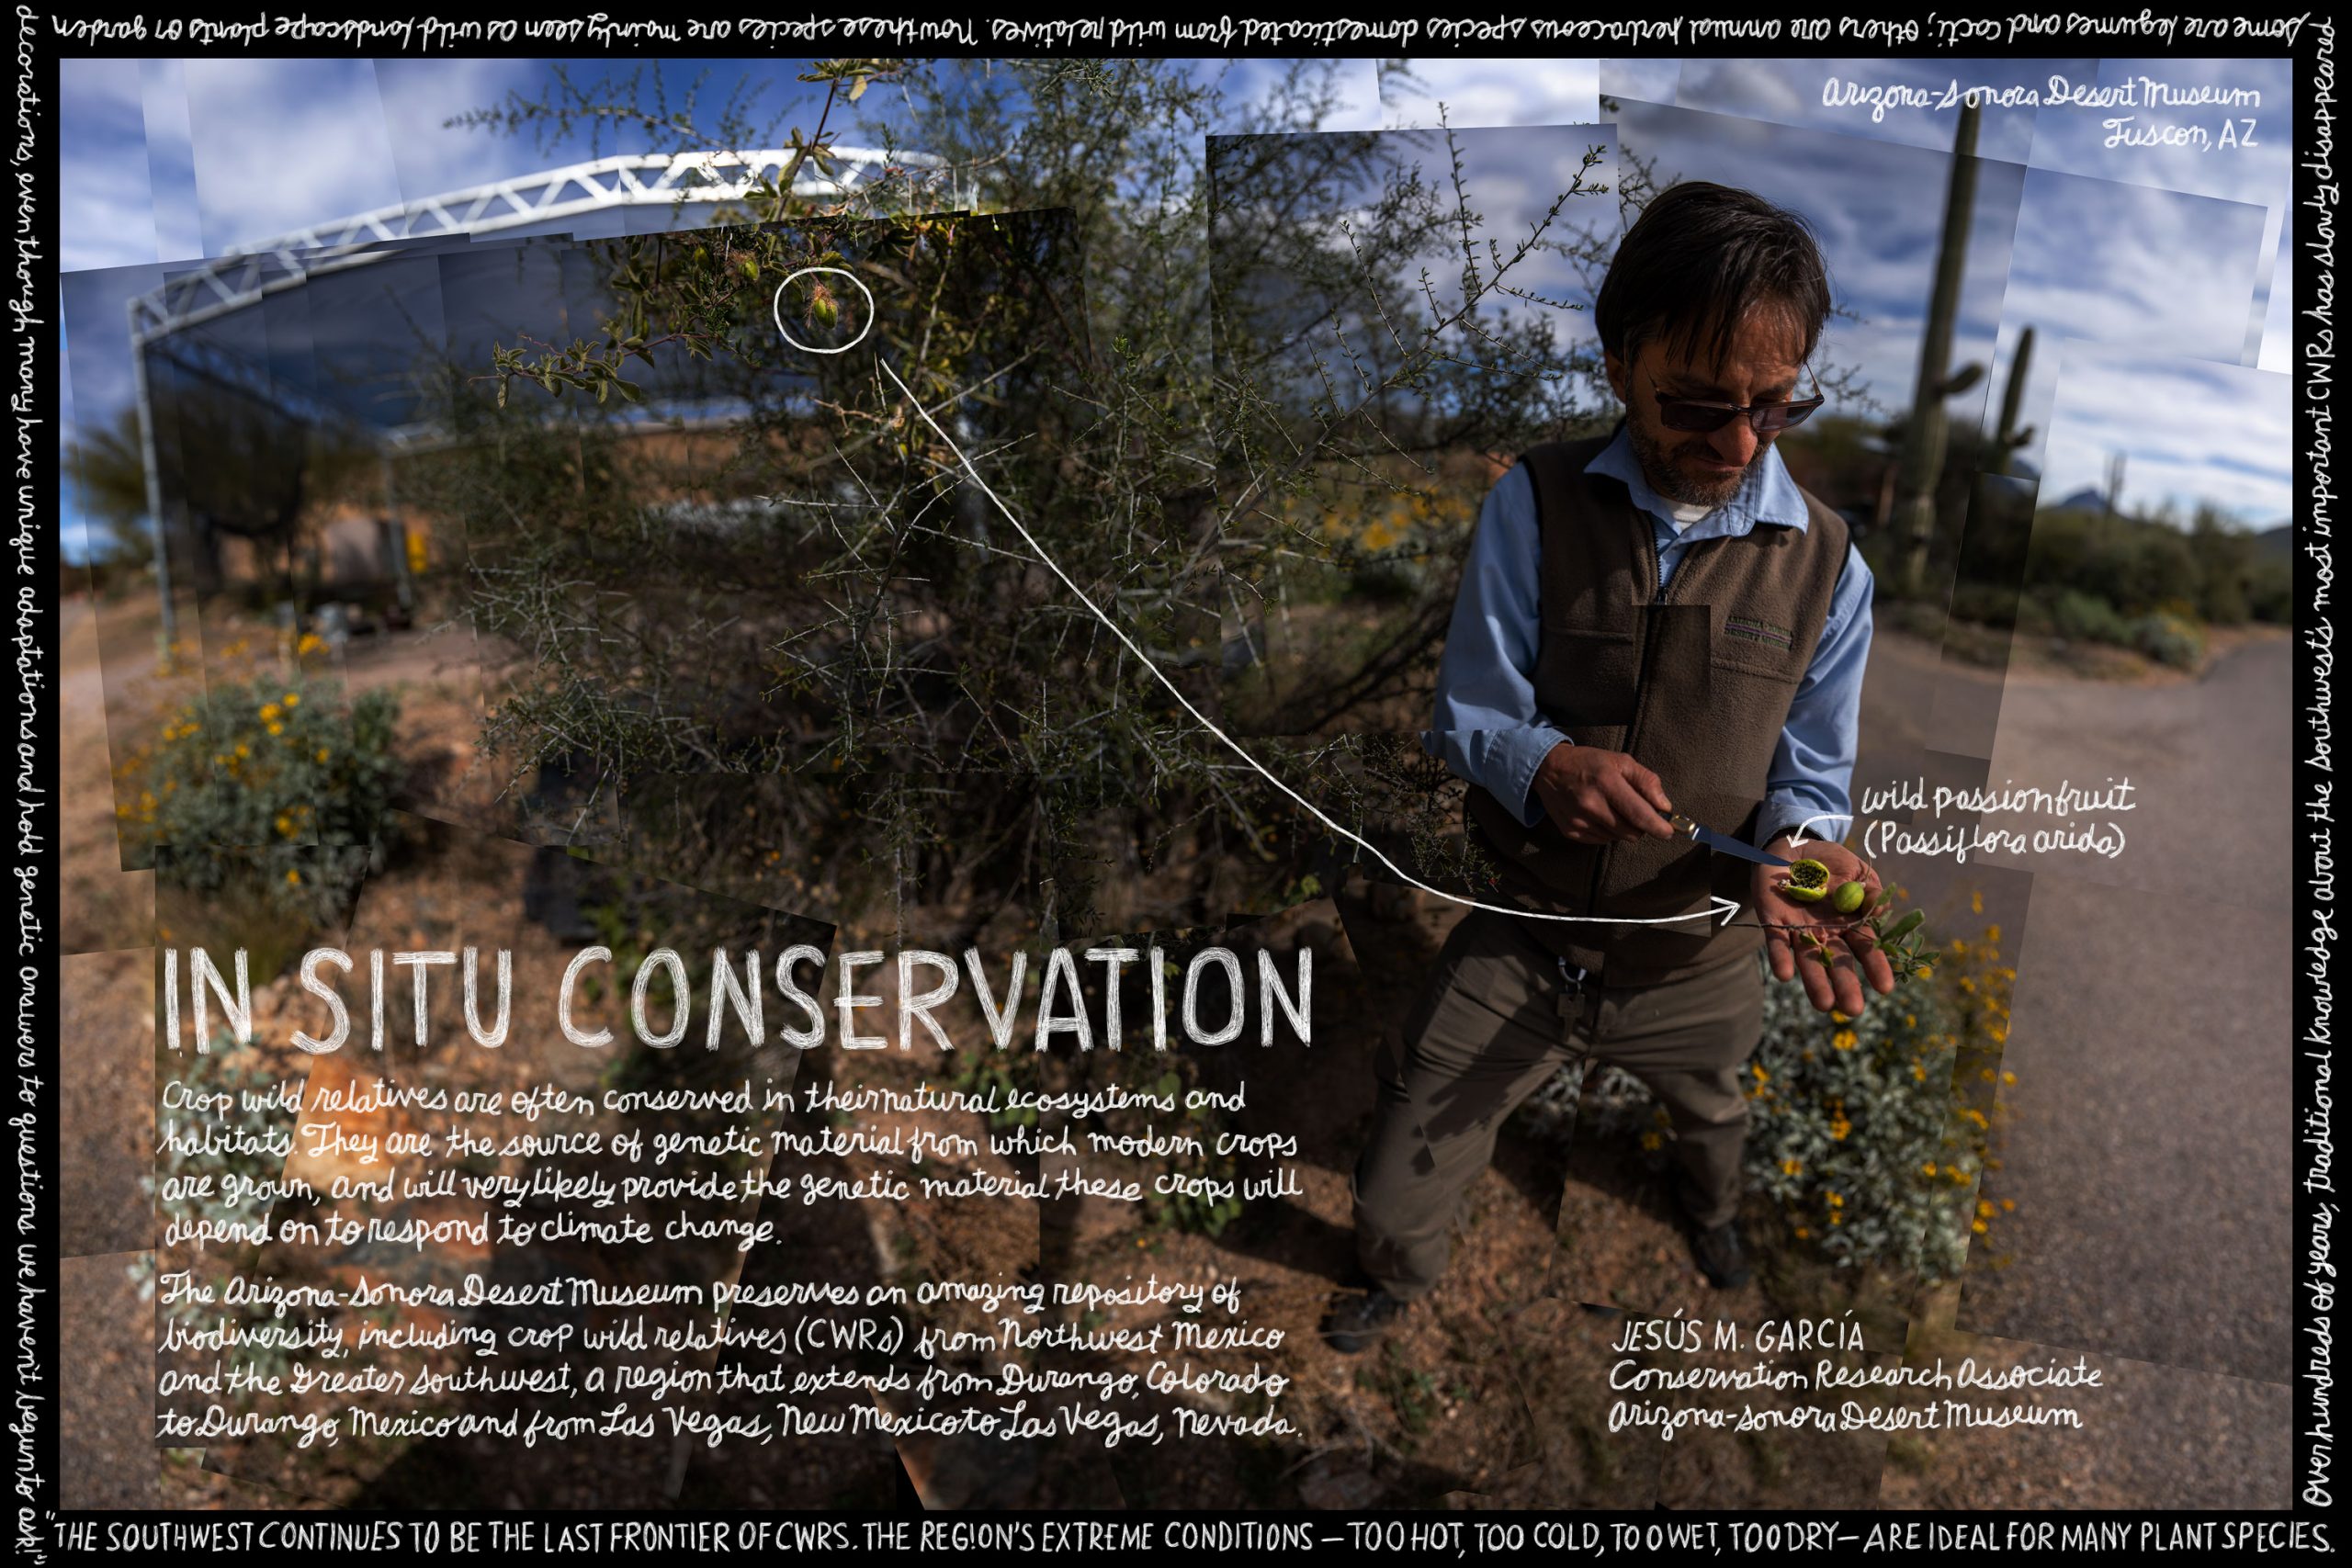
[{"x1": 1831, "y1": 1029, "x2": 1857, "y2": 1051}]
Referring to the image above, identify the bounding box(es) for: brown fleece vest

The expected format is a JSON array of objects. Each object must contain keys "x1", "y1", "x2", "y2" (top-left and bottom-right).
[{"x1": 1463, "y1": 434, "x2": 1850, "y2": 986}]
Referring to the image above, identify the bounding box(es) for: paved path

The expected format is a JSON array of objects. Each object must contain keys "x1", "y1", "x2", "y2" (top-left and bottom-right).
[{"x1": 1860, "y1": 631, "x2": 2291, "y2": 1391}]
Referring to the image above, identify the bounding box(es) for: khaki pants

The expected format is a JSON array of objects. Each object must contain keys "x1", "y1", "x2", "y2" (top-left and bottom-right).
[{"x1": 1350, "y1": 908, "x2": 1766, "y2": 1300}]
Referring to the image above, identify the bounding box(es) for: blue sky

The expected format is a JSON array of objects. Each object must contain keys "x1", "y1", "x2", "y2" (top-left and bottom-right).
[{"x1": 58, "y1": 53, "x2": 2294, "y2": 558}]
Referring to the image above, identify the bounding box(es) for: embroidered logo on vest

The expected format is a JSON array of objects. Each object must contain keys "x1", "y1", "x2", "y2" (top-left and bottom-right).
[{"x1": 1724, "y1": 615, "x2": 1794, "y2": 649}]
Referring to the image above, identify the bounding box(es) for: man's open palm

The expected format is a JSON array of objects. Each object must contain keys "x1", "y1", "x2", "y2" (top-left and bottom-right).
[{"x1": 1754, "y1": 838, "x2": 1897, "y2": 1016}]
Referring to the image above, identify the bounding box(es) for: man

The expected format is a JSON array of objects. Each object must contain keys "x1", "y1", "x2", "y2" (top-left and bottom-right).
[{"x1": 1325, "y1": 182, "x2": 1894, "y2": 1353}]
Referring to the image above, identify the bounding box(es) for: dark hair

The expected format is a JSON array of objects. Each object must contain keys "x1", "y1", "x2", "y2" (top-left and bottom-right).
[{"x1": 1593, "y1": 182, "x2": 1832, "y2": 378}]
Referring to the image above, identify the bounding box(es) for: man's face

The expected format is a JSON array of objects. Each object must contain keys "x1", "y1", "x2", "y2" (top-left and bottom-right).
[{"x1": 1604, "y1": 308, "x2": 1807, "y2": 510}]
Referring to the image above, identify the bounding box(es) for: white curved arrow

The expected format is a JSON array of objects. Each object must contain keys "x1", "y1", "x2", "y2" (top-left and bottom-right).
[
  {"x1": 1784, "y1": 813, "x2": 1853, "y2": 851},
  {"x1": 879, "y1": 357, "x2": 1741, "y2": 931}
]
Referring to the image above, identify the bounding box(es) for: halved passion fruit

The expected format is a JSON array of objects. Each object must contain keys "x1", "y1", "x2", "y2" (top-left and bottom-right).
[{"x1": 1777, "y1": 858, "x2": 1831, "y2": 902}]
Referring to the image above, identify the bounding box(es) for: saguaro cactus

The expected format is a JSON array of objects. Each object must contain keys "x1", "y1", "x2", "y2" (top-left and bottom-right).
[
  {"x1": 1992, "y1": 324, "x2": 2035, "y2": 476},
  {"x1": 1887, "y1": 96, "x2": 1982, "y2": 597}
]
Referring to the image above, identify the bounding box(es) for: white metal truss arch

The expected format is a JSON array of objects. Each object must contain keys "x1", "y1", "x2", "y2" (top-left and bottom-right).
[
  {"x1": 128, "y1": 146, "x2": 956, "y2": 348},
  {"x1": 121, "y1": 146, "x2": 956, "y2": 629}
]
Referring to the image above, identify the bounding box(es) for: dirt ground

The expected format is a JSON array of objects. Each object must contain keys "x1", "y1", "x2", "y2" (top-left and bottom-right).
[{"x1": 53, "y1": 588, "x2": 2290, "y2": 1510}]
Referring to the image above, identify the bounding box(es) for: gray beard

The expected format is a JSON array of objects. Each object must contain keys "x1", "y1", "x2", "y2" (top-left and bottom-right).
[{"x1": 1629, "y1": 418, "x2": 1751, "y2": 509}]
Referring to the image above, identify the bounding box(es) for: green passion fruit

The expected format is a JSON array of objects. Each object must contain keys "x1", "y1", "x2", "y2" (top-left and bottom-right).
[
  {"x1": 1777, "y1": 859, "x2": 1831, "y2": 902},
  {"x1": 1830, "y1": 879, "x2": 1871, "y2": 916}
]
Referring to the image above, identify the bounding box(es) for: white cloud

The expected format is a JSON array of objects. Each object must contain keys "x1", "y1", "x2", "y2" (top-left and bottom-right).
[
  {"x1": 137, "y1": 58, "x2": 204, "y2": 263},
  {"x1": 1193, "y1": 59, "x2": 1384, "y2": 133},
  {"x1": 1601, "y1": 60, "x2": 1680, "y2": 107},
  {"x1": 2039, "y1": 342, "x2": 2290, "y2": 525},
  {"x1": 184, "y1": 58, "x2": 407, "y2": 253},
  {"x1": 59, "y1": 59, "x2": 160, "y2": 271},
  {"x1": 1380, "y1": 59, "x2": 1600, "y2": 130},
  {"x1": 372, "y1": 57, "x2": 560, "y2": 202},
  {"x1": 2002, "y1": 168, "x2": 2267, "y2": 362}
]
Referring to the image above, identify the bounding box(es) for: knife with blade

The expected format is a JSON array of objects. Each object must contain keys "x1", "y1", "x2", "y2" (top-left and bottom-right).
[{"x1": 1668, "y1": 812, "x2": 1792, "y2": 868}]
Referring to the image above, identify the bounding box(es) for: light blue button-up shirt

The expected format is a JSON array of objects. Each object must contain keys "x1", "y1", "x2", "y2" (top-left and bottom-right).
[{"x1": 1422, "y1": 421, "x2": 1872, "y2": 850}]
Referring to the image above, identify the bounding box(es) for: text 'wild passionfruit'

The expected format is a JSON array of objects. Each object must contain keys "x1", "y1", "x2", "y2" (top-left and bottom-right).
[{"x1": 1777, "y1": 858, "x2": 1831, "y2": 902}]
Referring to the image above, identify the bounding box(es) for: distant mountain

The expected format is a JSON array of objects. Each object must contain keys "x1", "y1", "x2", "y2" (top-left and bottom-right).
[
  {"x1": 2255, "y1": 523, "x2": 2293, "y2": 558},
  {"x1": 2048, "y1": 486, "x2": 2110, "y2": 513}
]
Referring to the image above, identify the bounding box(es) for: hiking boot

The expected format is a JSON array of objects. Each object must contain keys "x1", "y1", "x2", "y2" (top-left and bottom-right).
[
  {"x1": 1668, "y1": 1169, "x2": 1751, "y2": 1289},
  {"x1": 1689, "y1": 1217, "x2": 1752, "y2": 1289},
  {"x1": 1320, "y1": 1283, "x2": 1411, "y2": 1354}
]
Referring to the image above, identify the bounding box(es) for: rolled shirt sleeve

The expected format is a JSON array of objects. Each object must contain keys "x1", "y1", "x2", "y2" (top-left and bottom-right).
[
  {"x1": 1421, "y1": 463, "x2": 1566, "y2": 828},
  {"x1": 1757, "y1": 543, "x2": 1873, "y2": 849}
]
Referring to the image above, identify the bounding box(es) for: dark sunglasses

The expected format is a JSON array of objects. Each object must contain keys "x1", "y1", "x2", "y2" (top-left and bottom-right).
[{"x1": 1649, "y1": 365, "x2": 1825, "y2": 435}]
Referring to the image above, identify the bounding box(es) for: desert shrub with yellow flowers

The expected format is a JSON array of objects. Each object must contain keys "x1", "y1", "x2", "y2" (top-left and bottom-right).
[
  {"x1": 1544, "y1": 895, "x2": 2018, "y2": 1284},
  {"x1": 119, "y1": 672, "x2": 403, "y2": 926}
]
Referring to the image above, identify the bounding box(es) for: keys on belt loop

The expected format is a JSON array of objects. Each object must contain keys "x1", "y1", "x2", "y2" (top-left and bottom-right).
[{"x1": 1555, "y1": 955, "x2": 1597, "y2": 1061}]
